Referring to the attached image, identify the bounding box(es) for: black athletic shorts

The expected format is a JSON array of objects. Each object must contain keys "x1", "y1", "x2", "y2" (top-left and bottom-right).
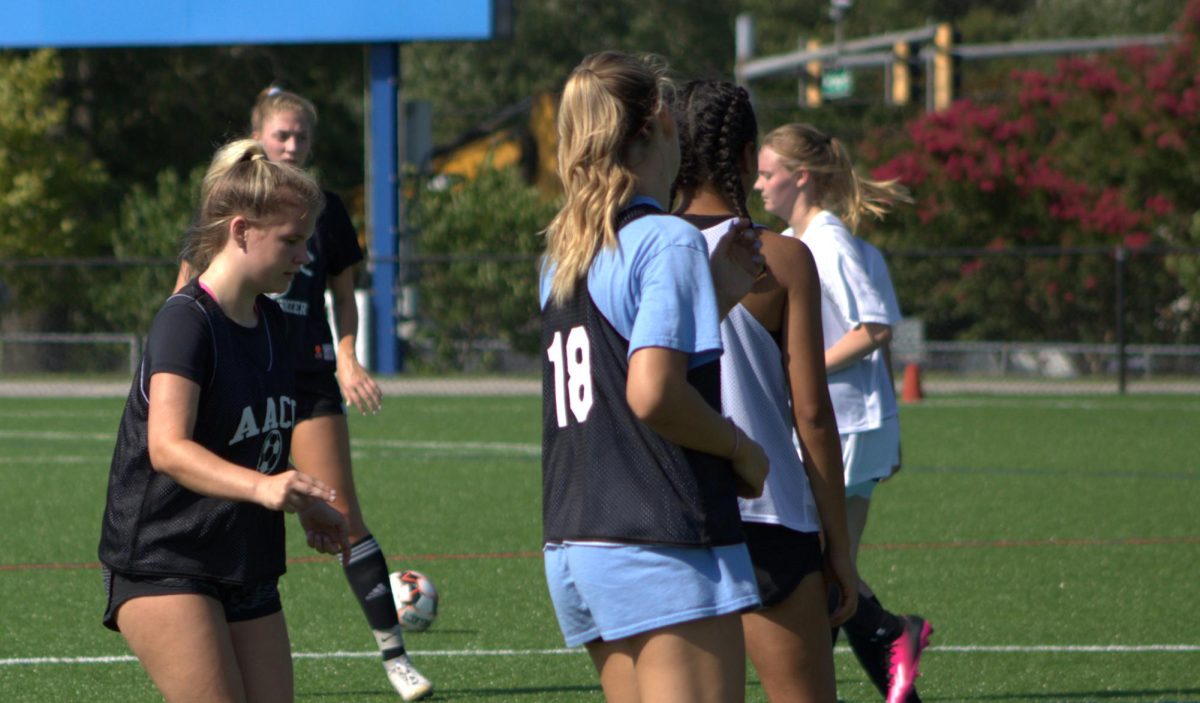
[
  {"x1": 102, "y1": 568, "x2": 282, "y2": 632},
  {"x1": 294, "y1": 370, "x2": 345, "y2": 421},
  {"x1": 743, "y1": 522, "x2": 824, "y2": 608}
]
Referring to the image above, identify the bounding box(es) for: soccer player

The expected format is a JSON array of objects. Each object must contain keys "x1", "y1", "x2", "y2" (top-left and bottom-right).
[
  {"x1": 757, "y1": 123, "x2": 933, "y2": 703},
  {"x1": 176, "y1": 87, "x2": 431, "y2": 700},
  {"x1": 672, "y1": 79, "x2": 857, "y2": 702},
  {"x1": 99, "y1": 139, "x2": 348, "y2": 702},
  {"x1": 540, "y1": 51, "x2": 768, "y2": 703}
]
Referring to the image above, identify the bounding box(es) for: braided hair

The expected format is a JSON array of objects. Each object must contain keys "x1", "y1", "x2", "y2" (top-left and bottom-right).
[{"x1": 671, "y1": 80, "x2": 758, "y2": 218}]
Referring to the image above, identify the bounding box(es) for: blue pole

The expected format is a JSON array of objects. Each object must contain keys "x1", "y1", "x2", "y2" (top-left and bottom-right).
[{"x1": 369, "y1": 43, "x2": 398, "y2": 374}]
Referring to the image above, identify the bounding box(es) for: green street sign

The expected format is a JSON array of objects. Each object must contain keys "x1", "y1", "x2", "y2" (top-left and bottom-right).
[{"x1": 821, "y1": 68, "x2": 854, "y2": 99}]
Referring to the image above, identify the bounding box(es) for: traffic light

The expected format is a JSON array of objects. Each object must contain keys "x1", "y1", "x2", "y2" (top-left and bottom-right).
[{"x1": 933, "y1": 23, "x2": 959, "y2": 111}]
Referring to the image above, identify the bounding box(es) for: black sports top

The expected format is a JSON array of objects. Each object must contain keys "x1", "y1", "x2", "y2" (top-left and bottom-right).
[
  {"x1": 98, "y1": 280, "x2": 296, "y2": 584},
  {"x1": 272, "y1": 191, "x2": 364, "y2": 375},
  {"x1": 540, "y1": 208, "x2": 744, "y2": 547}
]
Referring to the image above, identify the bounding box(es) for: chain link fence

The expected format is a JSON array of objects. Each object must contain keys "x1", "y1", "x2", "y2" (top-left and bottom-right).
[{"x1": 2, "y1": 246, "x2": 1199, "y2": 394}]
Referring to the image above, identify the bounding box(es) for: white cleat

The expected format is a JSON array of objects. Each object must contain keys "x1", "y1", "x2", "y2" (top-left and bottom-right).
[{"x1": 385, "y1": 655, "x2": 433, "y2": 701}]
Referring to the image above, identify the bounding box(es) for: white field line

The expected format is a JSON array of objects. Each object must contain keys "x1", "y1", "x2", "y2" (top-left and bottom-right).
[
  {"x1": 0, "y1": 429, "x2": 540, "y2": 456},
  {"x1": 910, "y1": 397, "x2": 1200, "y2": 412},
  {"x1": 0, "y1": 455, "x2": 97, "y2": 464},
  {"x1": 352, "y1": 437, "x2": 539, "y2": 456},
  {"x1": 9, "y1": 638, "x2": 1200, "y2": 662},
  {"x1": 0, "y1": 410, "x2": 116, "y2": 419},
  {"x1": 0, "y1": 429, "x2": 112, "y2": 442},
  {"x1": 4, "y1": 643, "x2": 1199, "y2": 667}
]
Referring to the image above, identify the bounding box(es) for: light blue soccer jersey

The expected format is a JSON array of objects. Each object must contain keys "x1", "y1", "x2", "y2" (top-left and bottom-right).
[{"x1": 540, "y1": 196, "x2": 723, "y2": 368}]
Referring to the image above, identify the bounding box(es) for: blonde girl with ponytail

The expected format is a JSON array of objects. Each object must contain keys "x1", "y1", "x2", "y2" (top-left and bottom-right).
[
  {"x1": 756, "y1": 124, "x2": 933, "y2": 703},
  {"x1": 179, "y1": 85, "x2": 433, "y2": 700},
  {"x1": 100, "y1": 139, "x2": 349, "y2": 703},
  {"x1": 540, "y1": 52, "x2": 768, "y2": 703}
]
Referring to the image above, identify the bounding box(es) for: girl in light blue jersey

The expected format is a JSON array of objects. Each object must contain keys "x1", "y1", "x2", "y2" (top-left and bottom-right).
[{"x1": 540, "y1": 51, "x2": 768, "y2": 703}]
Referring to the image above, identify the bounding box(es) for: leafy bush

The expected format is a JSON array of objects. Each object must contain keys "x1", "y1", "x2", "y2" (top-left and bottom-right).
[
  {"x1": 407, "y1": 165, "x2": 557, "y2": 372},
  {"x1": 0, "y1": 49, "x2": 111, "y2": 318},
  {"x1": 865, "y1": 0, "x2": 1200, "y2": 344},
  {"x1": 88, "y1": 165, "x2": 203, "y2": 334}
]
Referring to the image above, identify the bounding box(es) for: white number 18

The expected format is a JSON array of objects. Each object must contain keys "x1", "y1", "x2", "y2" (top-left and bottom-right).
[{"x1": 547, "y1": 326, "x2": 593, "y2": 427}]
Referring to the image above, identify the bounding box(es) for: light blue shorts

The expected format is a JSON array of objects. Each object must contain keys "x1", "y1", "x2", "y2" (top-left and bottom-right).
[
  {"x1": 845, "y1": 477, "x2": 881, "y2": 499},
  {"x1": 843, "y1": 416, "x2": 901, "y2": 496},
  {"x1": 543, "y1": 541, "x2": 761, "y2": 648}
]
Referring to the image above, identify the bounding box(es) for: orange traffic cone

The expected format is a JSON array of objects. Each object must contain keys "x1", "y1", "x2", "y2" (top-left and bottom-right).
[{"x1": 901, "y1": 363, "x2": 924, "y2": 403}]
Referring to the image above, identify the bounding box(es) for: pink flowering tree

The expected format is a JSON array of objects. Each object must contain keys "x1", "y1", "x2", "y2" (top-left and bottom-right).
[{"x1": 865, "y1": 0, "x2": 1200, "y2": 344}]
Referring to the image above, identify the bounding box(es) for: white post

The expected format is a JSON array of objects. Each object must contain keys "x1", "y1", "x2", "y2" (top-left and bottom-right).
[
  {"x1": 735, "y1": 13, "x2": 755, "y2": 89},
  {"x1": 325, "y1": 289, "x2": 373, "y2": 371}
]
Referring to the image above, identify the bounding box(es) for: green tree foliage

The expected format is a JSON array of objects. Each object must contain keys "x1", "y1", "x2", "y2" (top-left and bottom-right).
[
  {"x1": 87, "y1": 165, "x2": 205, "y2": 334},
  {"x1": 0, "y1": 49, "x2": 111, "y2": 316},
  {"x1": 407, "y1": 166, "x2": 557, "y2": 372},
  {"x1": 59, "y1": 45, "x2": 364, "y2": 195},
  {"x1": 2, "y1": 45, "x2": 364, "y2": 339},
  {"x1": 865, "y1": 0, "x2": 1200, "y2": 343},
  {"x1": 402, "y1": 0, "x2": 742, "y2": 144},
  {"x1": 4, "y1": 1, "x2": 1197, "y2": 362}
]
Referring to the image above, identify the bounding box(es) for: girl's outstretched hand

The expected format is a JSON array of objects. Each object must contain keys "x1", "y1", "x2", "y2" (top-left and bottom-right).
[{"x1": 254, "y1": 468, "x2": 338, "y2": 512}]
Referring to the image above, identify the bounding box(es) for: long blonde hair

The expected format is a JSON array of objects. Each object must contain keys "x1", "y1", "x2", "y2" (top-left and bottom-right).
[
  {"x1": 181, "y1": 139, "x2": 325, "y2": 272},
  {"x1": 762, "y1": 123, "x2": 911, "y2": 233},
  {"x1": 543, "y1": 51, "x2": 672, "y2": 305}
]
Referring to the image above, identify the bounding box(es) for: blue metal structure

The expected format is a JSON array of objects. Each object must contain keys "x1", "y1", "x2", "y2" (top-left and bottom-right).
[
  {"x1": 0, "y1": 1, "x2": 495, "y2": 47},
  {"x1": 368, "y1": 45, "x2": 401, "y2": 372},
  {"x1": 1, "y1": 0, "x2": 507, "y2": 373}
]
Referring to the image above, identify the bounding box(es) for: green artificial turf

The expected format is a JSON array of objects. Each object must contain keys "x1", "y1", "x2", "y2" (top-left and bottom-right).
[{"x1": 0, "y1": 393, "x2": 1196, "y2": 701}]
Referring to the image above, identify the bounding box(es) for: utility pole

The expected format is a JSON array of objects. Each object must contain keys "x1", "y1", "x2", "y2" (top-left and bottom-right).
[{"x1": 830, "y1": 0, "x2": 852, "y2": 54}]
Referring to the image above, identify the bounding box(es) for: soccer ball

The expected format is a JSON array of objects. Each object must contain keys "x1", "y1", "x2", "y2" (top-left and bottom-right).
[{"x1": 390, "y1": 570, "x2": 438, "y2": 632}]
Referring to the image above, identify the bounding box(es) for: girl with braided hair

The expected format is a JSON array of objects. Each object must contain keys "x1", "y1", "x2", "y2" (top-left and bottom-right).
[
  {"x1": 541, "y1": 52, "x2": 770, "y2": 703},
  {"x1": 757, "y1": 123, "x2": 930, "y2": 703},
  {"x1": 672, "y1": 79, "x2": 856, "y2": 702}
]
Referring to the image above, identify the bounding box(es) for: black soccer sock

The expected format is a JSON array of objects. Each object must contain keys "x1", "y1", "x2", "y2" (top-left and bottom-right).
[
  {"x1": 845, "y1": 593, "x2": 903, "y2": 643},
  {"x1": 344, "y1": 534, "x2": 407, "y2": 661},
  {"x1": 845, "y1": 594, "x2": 904, "y2": 699}
]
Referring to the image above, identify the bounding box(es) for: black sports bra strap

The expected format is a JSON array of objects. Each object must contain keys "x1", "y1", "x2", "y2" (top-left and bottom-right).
[{"x1": 616, "y1": 202, "x2": 664, "y2": 231}]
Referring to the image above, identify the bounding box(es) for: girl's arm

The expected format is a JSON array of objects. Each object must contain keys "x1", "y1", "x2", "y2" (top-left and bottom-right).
[
  {"x1": 772, "y1": 236, "x2": 859, "y2": 626},
  {"x1": 328, "y1": 266, "x2": 382, "y2": 414},
  {"x1": 627, "y1": 346, "x2": 768, "y2": 498},
  {"x1": 824, "y1": 322, "x2": 891, "y2": 374},
  {"x1": 147, "y1": 372, "x2": 339, "y2": 513}
]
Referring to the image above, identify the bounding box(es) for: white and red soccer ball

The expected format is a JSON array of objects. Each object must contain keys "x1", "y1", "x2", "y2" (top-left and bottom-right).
[{"x1": 389, "y1": 569, "x2": 438, "y2": 632}]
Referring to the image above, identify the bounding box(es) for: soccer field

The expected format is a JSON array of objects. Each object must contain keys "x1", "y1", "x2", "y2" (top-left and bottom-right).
[{"x1": 0, "y1": 392, "x2": 1197, "y2": 702}]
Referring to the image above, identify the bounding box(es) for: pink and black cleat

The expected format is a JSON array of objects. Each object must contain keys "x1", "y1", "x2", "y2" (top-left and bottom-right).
[{"x1": 886, "y1": 615, "x2": 934, "y2": 703}]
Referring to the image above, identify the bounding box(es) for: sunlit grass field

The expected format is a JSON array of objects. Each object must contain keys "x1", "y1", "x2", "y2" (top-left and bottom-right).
[{"x1": 1, "y1": 391, "x2": 1197, "y2": 702}]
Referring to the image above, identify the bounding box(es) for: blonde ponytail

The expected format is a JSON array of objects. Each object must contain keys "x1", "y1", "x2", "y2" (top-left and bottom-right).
[
  {"x1": 182, "y1": 139, "x2": 324, "y2": 272},
  {"x1": 543, "y1": 52, "x2": 671, "y2": 305},
  {"x1": 763, "y1": 124, "x2": 911, "y2": 233}
]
